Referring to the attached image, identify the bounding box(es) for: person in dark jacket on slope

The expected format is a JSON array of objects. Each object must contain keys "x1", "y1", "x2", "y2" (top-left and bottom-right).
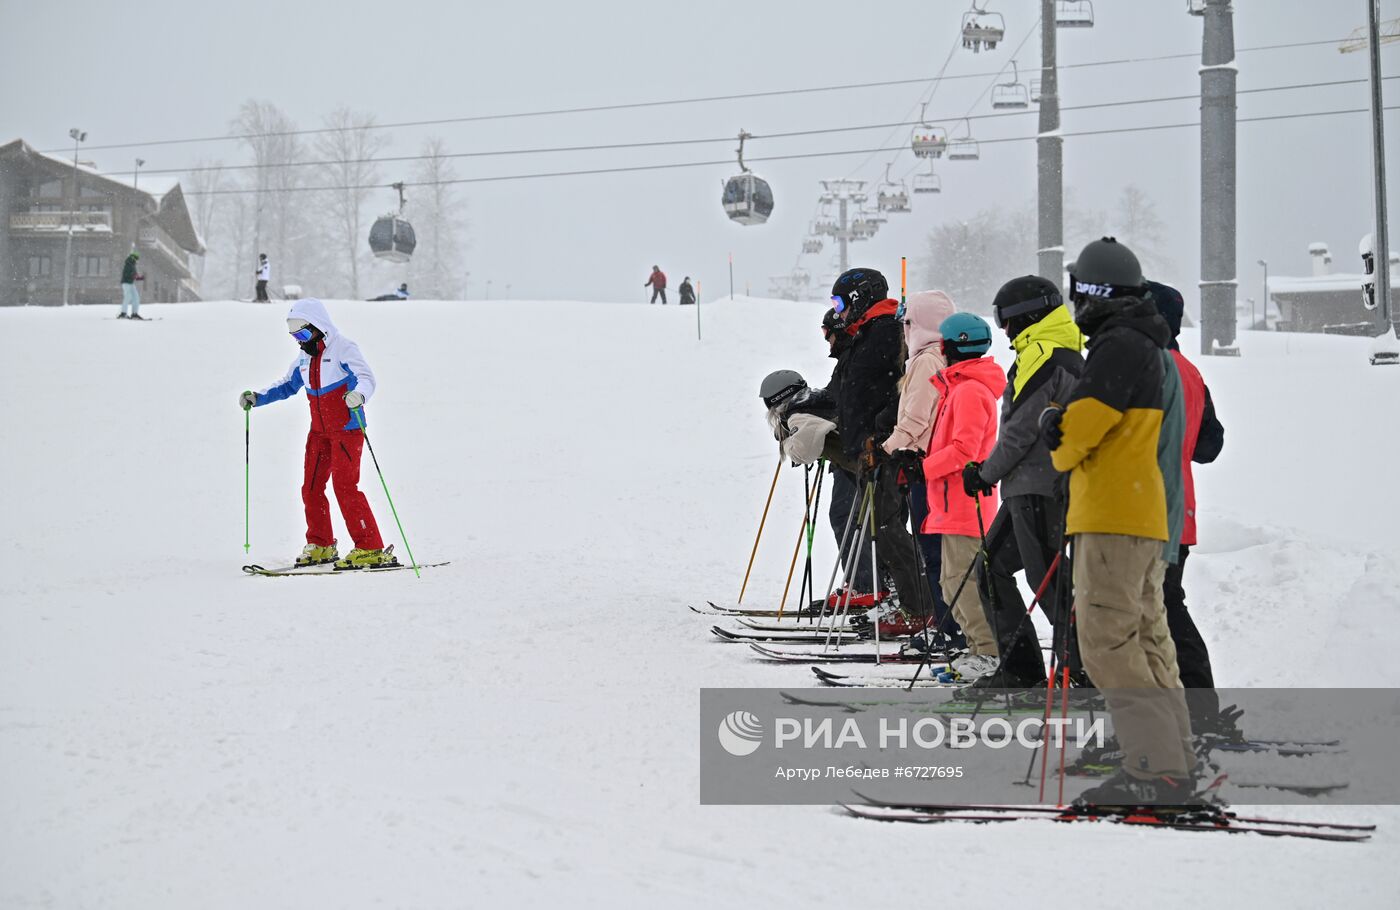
[
  {"x1": 678, "y1": 277, "x2": 696, "y2": 306},
  {"x1": 1145, "y1": 279, "x2": 1234, "y2": 738},
  {"x1": 827, "y1": 267, "x2": 935, "y2": 628}
]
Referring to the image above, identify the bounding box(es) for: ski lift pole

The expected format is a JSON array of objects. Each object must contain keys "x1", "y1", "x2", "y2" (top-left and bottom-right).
[
  {"x1": 352, "y1": 408, "x2": 421, "y2": 578},
  {"x1": 738, "y1": 453, "x2": 784, "y2": 604}
]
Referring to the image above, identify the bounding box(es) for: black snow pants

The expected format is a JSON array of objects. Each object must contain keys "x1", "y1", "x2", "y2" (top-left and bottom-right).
[
  {"x1": 1164, "y1": 544, "x2": 1221, "y2": 724},
  {"x1": 976, "y1": 494, "x2": 1079, "y2": 684}
]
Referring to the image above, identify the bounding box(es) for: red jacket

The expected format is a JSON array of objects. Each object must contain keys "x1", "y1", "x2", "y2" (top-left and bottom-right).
[
  {"x1": 920, "y1": 356, "x2": 1007, "y2": 536},
  {"x1": 1172, "y1": 350, "x2": 1206, "y2": 546},
  {"x1": 646, "y1": 269, "x2": 667, "y2": 289}
]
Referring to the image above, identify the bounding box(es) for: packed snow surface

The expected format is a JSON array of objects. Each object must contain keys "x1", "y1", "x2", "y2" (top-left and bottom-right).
[{"x1": 2, "y1": 298, "x2": 1398, "y2": 908}]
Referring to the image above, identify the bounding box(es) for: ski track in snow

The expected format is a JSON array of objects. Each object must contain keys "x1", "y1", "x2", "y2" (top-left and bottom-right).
[{"x1": 1, "y1": 300, "x2": 1398, "y2": 908}]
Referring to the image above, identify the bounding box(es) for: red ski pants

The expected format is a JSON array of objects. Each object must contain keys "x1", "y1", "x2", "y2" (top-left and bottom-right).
[{"x1": 302, "y1": 428, "x2": 383, "y2": 550}]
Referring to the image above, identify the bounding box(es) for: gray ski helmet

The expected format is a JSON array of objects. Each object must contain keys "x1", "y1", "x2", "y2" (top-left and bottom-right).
[
  {"x1": 1068, "y1": 237, "x2": 1144, "y2": 304},
  {"x1": 759, "y1": 369, "x2": 807, "y2": 409}
]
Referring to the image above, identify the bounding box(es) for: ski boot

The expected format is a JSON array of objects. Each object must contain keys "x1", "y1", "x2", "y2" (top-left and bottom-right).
[
  {"x1": 1071, "y1": 768, "x2": 1200, "y2": 812},
  {"x1": 117, "y1": 312, "x2": 129, "y2": 319},
  {"x1": 296, "y1": 542, "x2": 339, "y2": 566},
  {"x1": 334, "y1": 545, "x2": 399, "y2": 570},
  {"x1": 129, "y1": 313, "x2": 145, "y2": 321}
]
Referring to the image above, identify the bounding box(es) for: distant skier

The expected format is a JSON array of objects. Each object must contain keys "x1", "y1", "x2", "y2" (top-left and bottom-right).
[
  {"x1": 678, "y1": 276, "x2": 696, "y2": 306},
  {"x1": 368, "y1": 283, "x2": 410, "y2": 302},
  {"x1": 237, "y1": 298, "x2": 397, "y2": 570},
  {"x1": 645, "y1": 265, "x2": 667, "y2": 304},
  {"x1": 118, "y1": 251, "x2": 145, "y2": 319},
  {"x1": 255, "y1": 254, "x2": 271, "y2": 302}
]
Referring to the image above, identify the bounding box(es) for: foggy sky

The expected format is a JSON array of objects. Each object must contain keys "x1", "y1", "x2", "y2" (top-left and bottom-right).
[{"x1": 2, "y1": 0, "x2": 1396, "y2": 304}]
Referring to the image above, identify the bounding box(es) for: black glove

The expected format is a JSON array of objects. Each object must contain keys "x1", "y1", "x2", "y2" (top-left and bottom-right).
[
  {"x1": 962, "y1": 461, "x2": 993, "y2": 497},
  {"x1": 1039, "y1": 405, "x2": 1065, "y2": 450},
  {"x1": 890, "y1": 449, "x2": 924, "y2": 484}
]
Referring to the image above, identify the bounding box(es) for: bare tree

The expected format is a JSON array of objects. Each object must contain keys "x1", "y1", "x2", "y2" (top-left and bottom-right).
[
  {"x1": 230, "y1": 100, "x2": 306, "y2": 294},
  {"x1": 1112, "y1": 183, "x2": 1170, "y2": 275},
  {"x1": 315, "y1": 108, "x2": 386, "y2": 298},
  {"x1": 412, "y1": 137, "x2": 468, "y2": 299},
  {"x1": 184, "y1": 160, "x2": 225, "y2": 292},
  {"x1": 920, "y1": 205, "x2": 1035, "y2": 312}
]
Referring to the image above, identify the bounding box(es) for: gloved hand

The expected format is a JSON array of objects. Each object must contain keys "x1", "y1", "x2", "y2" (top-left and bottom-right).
[
  {"x1": 344, "y1": 390, "x2": 365, "y2": 410},
  {"x1": 1039, "y1": 405, "x2": 1065, "y2": 450},
  {"x1": 889, "y1": 449, "x2": 924, "y2": 484},
  {"x1": 962, "y1": 461, "x2": 993, "y2": 497},
  {"x1": 859, "y1": 436, "x2": 884, "y2": 473},
  {"x1": 239, "y1": 390, "x2": 256, "y2": 411}
]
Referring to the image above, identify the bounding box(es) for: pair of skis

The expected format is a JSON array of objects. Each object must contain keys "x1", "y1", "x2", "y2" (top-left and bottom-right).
[{"x1": 841, "y1": 791, "x2": 1374, "y2": 842}]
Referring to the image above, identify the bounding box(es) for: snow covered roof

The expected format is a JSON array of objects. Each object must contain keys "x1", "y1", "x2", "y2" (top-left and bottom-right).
[
  {"x1": 1268, "y1": 270, "x2": 1400, "y2": 295},
  {"x1": 1, "y1": 138, "x2": 203, "y2": 253},
  {"x1": 1, "y1": 138, "x2": 181, "y2": 205}
]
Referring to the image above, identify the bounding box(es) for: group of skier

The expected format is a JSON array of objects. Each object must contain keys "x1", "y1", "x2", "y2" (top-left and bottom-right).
[
  {"x1": 644, "y1": 266, "x2": 696, "y2": 306},
  {"x1": 763, "y1": 237, "x2": 1228, "y2": 805}
]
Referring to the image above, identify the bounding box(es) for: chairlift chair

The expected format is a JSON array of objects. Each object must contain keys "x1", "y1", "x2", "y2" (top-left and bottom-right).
[
  {"x1": 876, "y1": 163, "x2": 912, "y2": 213},
  {"x1": 961, "y1": 3, "x2": 1006, "y2": 53},
  {"x1": 1030, "y1": 78, "x2": 1042, "y2": 103},
  {"x1": 1055, "y1": 1, "x2": 1094, "y2": 28},
  {"x1": 803, "y1": 237, "x2": 824, "y2": 255},
  {"x1": 948, "y1": 119, "x2": 981, "y2": 161},
  {"x1": 910, "y1": 102, "x2": 948, "y2": 158},
  {"x1": 721, "y1": 131, "x2": 774, "y2": 225},
  {"x1": 1186, "y1": 0, "x2": 1206, "y2": 15},
  {"x1": 912, "y1": 170, "x2": 942, "y2": 194},
  {"x1": 991, "y1": 60, "x2": 1030, "y2": 109},
  {"x1": 368, "y1": 182, "x2": 417, "y2": 262}
]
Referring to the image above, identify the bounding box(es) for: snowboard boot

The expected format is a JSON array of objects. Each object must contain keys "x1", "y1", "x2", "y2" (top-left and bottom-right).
[
  {"x1": 1071, "y1": 768, "x2": 1199, "y2": 811},
  {"x1": 334, "y1": 545, "x2": 399, "y2": 570},
  {"x1": 296, "y1": 542, "x2": 339, "y2": 566}
]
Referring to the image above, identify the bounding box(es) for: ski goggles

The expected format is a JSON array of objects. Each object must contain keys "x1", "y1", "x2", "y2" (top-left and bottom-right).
[
  {"x1": 289, "y1": 325, "x2": 315, "y2": 343},
  {"x1": 994, "y1": 292, "x2": 1062, "y2": 327},
  {"x1": 830, "y1": 294, "x2": 847, "y2": 314}
]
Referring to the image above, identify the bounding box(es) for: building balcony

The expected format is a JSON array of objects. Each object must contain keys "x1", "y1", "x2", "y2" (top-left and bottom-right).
[
  {"x1": 138, "y1": 226, "x2": 192, "y2": 278},
  {"x1": 9, "y1": 211, "x2": 112, "y2": 233}
]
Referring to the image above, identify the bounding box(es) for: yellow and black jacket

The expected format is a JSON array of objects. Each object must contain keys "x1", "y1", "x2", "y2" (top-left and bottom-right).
[{"x1": 1050, "y1": 298, "x2": 1174, "y2": 540}]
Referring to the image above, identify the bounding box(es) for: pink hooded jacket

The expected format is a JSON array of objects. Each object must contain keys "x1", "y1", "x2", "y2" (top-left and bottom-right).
[
  {"x1": 921, "y1": 356, "x2": 1008, "y2": 537},
  {"x1": 883, "y1": 290, "x2": 957, "y2": 454}
]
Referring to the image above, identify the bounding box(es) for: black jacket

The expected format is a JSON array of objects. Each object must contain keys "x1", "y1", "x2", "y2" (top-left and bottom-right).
[
  {"x1": 833, "y1": 310, "x2": 905, "y2": 458},
  {"x1": 678, "y1": 280, "x2": 696, "y2": 305}
]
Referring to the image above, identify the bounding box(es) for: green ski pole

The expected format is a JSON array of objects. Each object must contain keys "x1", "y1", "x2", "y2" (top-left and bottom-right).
[
  {"x1": 353, "y1": 408, "x2": 420, "y2": 578},
  {"x1": 244, "y1": 405, "x2": 251, "y2": 554}
]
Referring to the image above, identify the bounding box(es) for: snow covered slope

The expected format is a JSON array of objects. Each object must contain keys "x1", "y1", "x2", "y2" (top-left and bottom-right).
[{"x1": 1, "y1": 298, "x2": 1397, "y2": 908}]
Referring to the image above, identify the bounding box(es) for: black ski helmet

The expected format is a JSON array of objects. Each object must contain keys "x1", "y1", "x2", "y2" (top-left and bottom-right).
[
  {"x1": 821, "y1": 307, "x2": 842, "y2": 337},
  {"x1": 992, "y1": 275, "x2": 1063, "y2": 333},
  {"x1": 830, "y1": 268, "x2": 889, "y2": 323},
  {"x1": 1144, "y1": 279, "x2": 1185, "y2": 340},
  {"x1": 759, "y1": 369, "x2": 807, "y2": 409},
  {"x1": 1068, "y1": 237, "x2": 1144, "y2": 304}
]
